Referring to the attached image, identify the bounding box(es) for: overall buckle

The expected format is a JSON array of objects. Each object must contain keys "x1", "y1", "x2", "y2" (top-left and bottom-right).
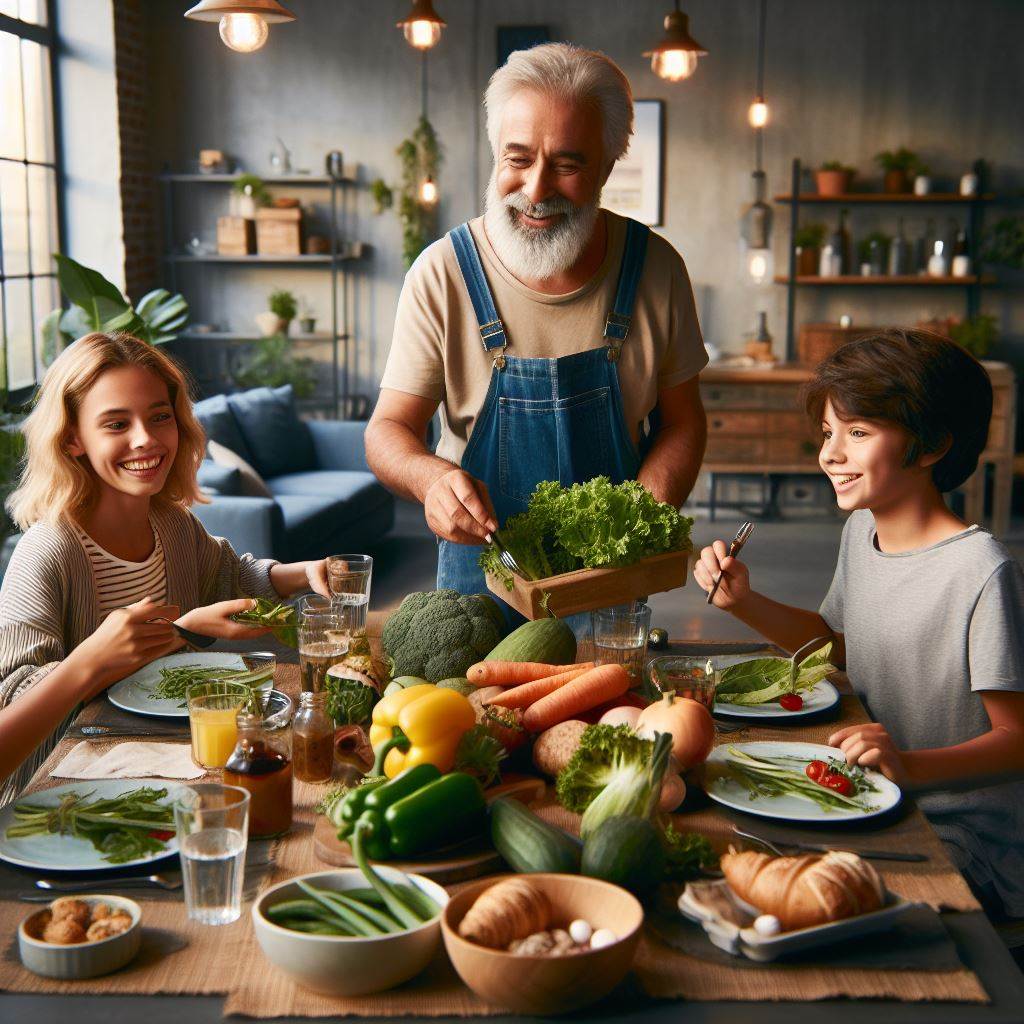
[
  {"x1": 479, "y1": 318, "x2": 506, "y2": 347},
  {"x1": 603, "y1": 311, "x2": 632, "y2": 341}
]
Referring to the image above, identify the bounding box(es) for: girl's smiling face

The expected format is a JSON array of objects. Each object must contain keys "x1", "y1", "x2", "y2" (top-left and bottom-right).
[
  {"x1": 66, "y1": 366, "x2": 179, "y2": 502},
  {"x1": 819, "y1": 397, "x2": 937, "y2": 512}
]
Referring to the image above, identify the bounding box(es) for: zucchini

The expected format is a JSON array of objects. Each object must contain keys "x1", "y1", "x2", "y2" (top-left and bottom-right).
[
  {"x1": 490, "y1": 797, "x2": 581, "y2": 874},
  {"x1": 485, "y1": 617, "x2": 576, "y2": 666},
  {"x1": 581, "y1": 815, "x2": 664, "y2": 897}
]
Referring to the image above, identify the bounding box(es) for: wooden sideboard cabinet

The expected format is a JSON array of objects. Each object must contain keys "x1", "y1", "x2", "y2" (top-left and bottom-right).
[{"x1": 699, "y1": 362, "x2": 1016, "y2": 535}]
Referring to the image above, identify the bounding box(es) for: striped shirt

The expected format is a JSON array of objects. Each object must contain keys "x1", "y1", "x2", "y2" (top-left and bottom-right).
[
  {"x1": 73, "y1": 522, "x2": 168, "y2": 616},
  {"x1": 0, "y1": 504, "x2": 281, "y2": 807}
]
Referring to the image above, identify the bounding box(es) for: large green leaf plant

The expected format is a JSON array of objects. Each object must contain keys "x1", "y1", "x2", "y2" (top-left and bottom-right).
[{"x1": 39, "y1": 254, "x2": 189, "y2": 365}]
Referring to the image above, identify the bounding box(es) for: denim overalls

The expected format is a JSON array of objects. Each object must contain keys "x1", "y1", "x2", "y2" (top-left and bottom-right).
[{"x1": 437, "y1": 217, "x2": 651, "y2": 608}]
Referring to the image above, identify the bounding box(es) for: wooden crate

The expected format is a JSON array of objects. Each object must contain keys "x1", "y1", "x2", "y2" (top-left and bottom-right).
[
  {"x1": 486, "y1": 549, "x2": 689, "y2": 620},
  {"x1": 797, "y1": 323, "x2": 881, "y2": 367},
  {"x1": 255, "y1": 206, "x2": 303, "y2": 255},
  {"x1": 216, "y1": 215, "x2": 255, "y2": 255}
]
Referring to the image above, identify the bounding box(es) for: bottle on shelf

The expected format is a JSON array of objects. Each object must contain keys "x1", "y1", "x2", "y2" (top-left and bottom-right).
[
  {"x1": 744, "y1": 311, "x2": 774, "y2": 363},
  {"x1": 915, "y1": 218, "x2": 936, "y2": 275},
  {"x1": 927, "y1": 239, "x2": 949, "y2": 277},
  {"x1": 888, "y1": 217, "x2": 910, "y2": 276},
  {"x1": 951, "y1": 228, "x2": 971, "y2": 278},
  {"x1": 820, "y1": 208, "x2": 850, "y2": 277}
]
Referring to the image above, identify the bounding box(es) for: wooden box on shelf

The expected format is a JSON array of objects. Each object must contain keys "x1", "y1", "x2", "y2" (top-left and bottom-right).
[
  {"x1": 798, "y1": 323, "x2": 882, "y2": 366},
  {"x1": 485, "y1": 549, "x2": 689, "y2": 620},
  {"x1": 255, "y1": 206, "x2": 304, "y2": 255},
  {"x1": 216, "y1": 215, "x2": 255, "y2": 256}
]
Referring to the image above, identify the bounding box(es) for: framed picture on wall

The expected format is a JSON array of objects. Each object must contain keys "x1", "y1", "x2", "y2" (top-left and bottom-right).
[{"x1": 602, "y1": 99, "x2": 664, "y2": 226}]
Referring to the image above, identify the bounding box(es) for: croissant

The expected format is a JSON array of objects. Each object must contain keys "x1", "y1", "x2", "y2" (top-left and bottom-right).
[{"x1": 721, "y1": 849, "x2": 885, "y2": 931}]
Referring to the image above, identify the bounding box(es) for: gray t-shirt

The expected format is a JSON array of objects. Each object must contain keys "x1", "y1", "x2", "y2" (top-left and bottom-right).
[{"x1": 820, "y1": 509, "x2": 1024, "y2": 916}]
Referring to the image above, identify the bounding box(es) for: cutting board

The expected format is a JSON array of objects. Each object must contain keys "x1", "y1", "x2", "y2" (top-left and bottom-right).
[{"x1": 313, "y1": 775, "x2": 545, "y2": 883}]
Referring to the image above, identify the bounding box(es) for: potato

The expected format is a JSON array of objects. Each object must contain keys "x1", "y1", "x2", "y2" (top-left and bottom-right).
[{"x1": 532, "y1": 719, "x2": 588, "y2": 777}]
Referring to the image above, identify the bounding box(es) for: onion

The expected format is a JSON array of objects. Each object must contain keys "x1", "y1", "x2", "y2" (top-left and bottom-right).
[
  {"x1": 637, "y1": 694, "x2": 715, "y2": 769},
  {"x1": 658, "y1": 771, "x2": 687, "y2": 811},
  {"x1": 598, "y1": 704, "x2": 642, "y2": 729}
]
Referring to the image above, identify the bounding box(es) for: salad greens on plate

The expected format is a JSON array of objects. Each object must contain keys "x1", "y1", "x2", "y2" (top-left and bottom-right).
[
  {"x1": 716, "y1": 643, "x2": 835, "y2": 706},
  {"x1": 480, "y1": 477, "x2": 693, "y2": 587}
]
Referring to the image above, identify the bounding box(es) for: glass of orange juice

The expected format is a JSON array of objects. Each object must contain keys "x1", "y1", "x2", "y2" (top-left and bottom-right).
[{"x1": 187, "y1": 680, "x2": 253, "y2": 770}]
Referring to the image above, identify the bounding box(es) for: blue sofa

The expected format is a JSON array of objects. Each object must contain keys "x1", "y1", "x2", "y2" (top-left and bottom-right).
[{"x1": 193, "y1": 385, "x2": 394, "y2": 561}]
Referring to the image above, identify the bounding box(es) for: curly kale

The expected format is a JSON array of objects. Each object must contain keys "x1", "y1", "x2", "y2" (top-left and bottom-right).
[
  {"x1": 381, "y1": 590, "x2": 506, "y2": 683},
  {"x1": 323, "y1": 674, "x2": 377, "y2": 726}
]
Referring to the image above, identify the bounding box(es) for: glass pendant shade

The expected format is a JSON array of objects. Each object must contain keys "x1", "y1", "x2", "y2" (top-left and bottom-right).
[
  {"x1": 219, "y1": 13, "x2": 268, "y2": 51},
  {"x1": 419, "y1": 177, "x2": 438, "y2": 205},
  {"x1": 397, "y1": 0, "x2": 446, "y2": 50},
  {"x1": 740, "y1": 170, "x2": 774, "y2": 286},
  {"x1": 644, "y1": 7, "x2": 707, "y2": 82},
  {"x1": 748, "y1": 98, "x2": 769, "y2": 128}
]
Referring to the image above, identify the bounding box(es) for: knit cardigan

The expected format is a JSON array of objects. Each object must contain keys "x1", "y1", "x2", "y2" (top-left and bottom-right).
[{"x1": 0, "y1": 504, "x2": 280, "y2": 806}]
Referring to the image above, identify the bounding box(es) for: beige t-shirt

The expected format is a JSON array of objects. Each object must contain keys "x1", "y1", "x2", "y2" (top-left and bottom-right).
[{"x1": 380, "y1": 210, "x2": 707, "y2": 466}]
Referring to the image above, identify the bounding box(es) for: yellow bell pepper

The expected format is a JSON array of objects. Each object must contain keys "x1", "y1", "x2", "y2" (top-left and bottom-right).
[{"x1": 368, "y1": 684, "x2": 476, "y2": 778}]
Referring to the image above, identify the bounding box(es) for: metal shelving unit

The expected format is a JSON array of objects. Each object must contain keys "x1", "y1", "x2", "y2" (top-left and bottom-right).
[{"x1": 159, "y1": 170, "x2": 364, "y2": 417}]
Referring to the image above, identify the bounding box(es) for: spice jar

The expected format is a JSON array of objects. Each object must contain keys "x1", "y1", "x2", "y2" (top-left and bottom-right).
[
  {"x1": 293, "y1": 691, "x2": 335, "y2": 783},
  {"x1": 224, "y1": 708, "x2": 293, "y2": 837}
]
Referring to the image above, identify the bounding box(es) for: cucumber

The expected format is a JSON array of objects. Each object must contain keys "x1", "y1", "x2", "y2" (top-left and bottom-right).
[
  {"x1": 490, "y1": 797, "x2": 581, "y2": 874},
  {"x1": 581, "y1": 815, "x2": 664, "y2": 897},
  {"x1": 485, "y1": 616, "x2": 576, "y2": 666}
]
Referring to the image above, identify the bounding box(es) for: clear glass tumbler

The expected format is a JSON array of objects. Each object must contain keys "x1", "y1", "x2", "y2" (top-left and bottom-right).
[
  {"x1": 326, "y1": 554, "x2": 373, "y2": 635},
  {"x1": 591, "y1": 602, "x2": 652, "y2": 687},
  {"x1": 174, "y1": 783, "x2": 250, "y2": 925},
  {"x1": 645, "y1": 655, "x2": 729, "y2": 710},
  {"x1": 186, "y1": 680, "x2": 253, "y2": 770},
  {"x1": 298, "y1": 609, "x2": 350, "y2": 693}
]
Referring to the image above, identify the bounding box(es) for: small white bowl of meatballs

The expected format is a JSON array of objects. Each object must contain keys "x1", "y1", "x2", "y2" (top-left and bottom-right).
[{"x1": 19, "y1": 895, "x2": 142, "y2": 979}]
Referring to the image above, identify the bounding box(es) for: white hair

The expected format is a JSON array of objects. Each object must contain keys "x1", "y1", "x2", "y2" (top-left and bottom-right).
[{"x1": 484, "y1": 43, "x2": 634, "y2": 166}]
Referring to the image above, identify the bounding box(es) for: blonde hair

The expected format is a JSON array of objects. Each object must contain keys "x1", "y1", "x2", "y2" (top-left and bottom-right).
[
  {"x1": 485, "y1": 43, "x2": 634, "y2": 165},
  {"x1": 7, "y1": 332, "x2": 208, "y2": 530}
]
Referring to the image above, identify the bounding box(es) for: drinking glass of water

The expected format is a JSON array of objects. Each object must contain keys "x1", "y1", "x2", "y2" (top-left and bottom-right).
[
  {"x1": 299, "y1": 608, "x2": 349, "y2": 693},
  {"x1": 591, "y1": 602, "x2": 652, "y2": 687},
  {"x1": 326, "y1": 554, "x2": 373, "y2": 635},
  {"x1": 645, "y1": 656, "x2": 726, "y2": 709},
  {"x1": 174, "y1": 783, "x2": 250, "y2": 925}
]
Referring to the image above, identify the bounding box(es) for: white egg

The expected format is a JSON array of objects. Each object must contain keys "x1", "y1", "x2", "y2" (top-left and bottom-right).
[
  {"x1": 589, "y1": 928, "x2": 617, "y2": 949},
  {"x1": 753, "y1": 914, "x2": 781, "y2": 937},
  {"x1": 568, "y1": 919, "x2": 592, "y2": 944}
]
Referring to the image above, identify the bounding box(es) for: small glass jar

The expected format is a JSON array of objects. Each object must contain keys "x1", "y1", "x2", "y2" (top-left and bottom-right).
[
  {"x1": 293, "y1": 691, "x2": 335, "y2": 783},
  {"x1": 224, "y1": 710, "x2": 293, "y2": 838}
]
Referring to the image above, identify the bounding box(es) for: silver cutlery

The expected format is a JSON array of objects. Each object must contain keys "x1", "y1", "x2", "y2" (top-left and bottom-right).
[
  {"x1": 36, "y1": 872, "x2": 182, "y2": 892},
  {"x1": 67, "y1": 725, "x2": 187, "y2": 740},
  {"x1": 706, "y1": 521, "x2": 755, "y2": 605},
  {"x1": 731, "y1": 825, "x2": 928, "y2": 863},
  {"x1": 487, "y1": 530, "x2": 533, "y2": 581}
]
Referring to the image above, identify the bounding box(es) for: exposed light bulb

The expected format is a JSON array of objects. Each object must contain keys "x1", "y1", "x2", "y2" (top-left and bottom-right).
[
  {"x1": 419, "y1": 177, "x2": 438, "y2": 205},
  {"x1": 219, "y1": 12, "x2": 269, "y2": 52},
  {"x1": 748, "y1": 99, "x2": 769, "y2": 128},
  {"x1": 404, "y1": 19, "x2": 442, "y2": 50},
  {"x1": 745, "y1": 247, "x2": 773, "y2": 286},
  {"x1": 651, "y1": 49, "x2": 699, "y2": 82}
]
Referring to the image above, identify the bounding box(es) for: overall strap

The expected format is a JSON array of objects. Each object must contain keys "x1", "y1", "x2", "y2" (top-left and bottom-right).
[
  {"x1": 603, "y1": 218, "x2": 650, "y2": 361},
  {"x1": 448, "y1": 223, "x2": 509, "y2": 366}
]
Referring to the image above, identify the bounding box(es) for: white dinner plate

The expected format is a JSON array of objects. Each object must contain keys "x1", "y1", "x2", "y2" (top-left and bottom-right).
[
  {"x1": 703, "y1": 741, "x2": 901, "y2": 823},
  {"x1": 0, "y1": 778, "x2": 182, "y2": 871},
  {"x1": 107, "y1": 651, "x2": 251, "y2": 719},
  {"x1": 714, "y1": 679, "x2": 840, "y2": 720}
]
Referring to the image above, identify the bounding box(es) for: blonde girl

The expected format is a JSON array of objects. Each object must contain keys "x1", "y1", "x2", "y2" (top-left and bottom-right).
[{"x1": 0, "y1": 332, "x2": 331, "y2": 802}]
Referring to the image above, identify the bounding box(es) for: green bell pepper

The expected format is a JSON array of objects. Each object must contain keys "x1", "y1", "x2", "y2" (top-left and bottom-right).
[
  {"x1": 363, "y1": 764, "x2": 441, "y2": 814},
  {"x1": 383, "y1": 772, "x2": 486, "y2": 859}
]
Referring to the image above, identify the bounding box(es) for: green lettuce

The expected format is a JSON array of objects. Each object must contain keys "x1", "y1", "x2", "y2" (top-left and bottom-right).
[{"x1": 716, "y1": 643, "x2": 835, "y2": 706}]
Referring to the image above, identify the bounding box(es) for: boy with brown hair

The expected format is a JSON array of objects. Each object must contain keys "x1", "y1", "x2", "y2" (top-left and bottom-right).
[{"x1": 696, "y1": 329, "x2": 1024, "y2": 918}]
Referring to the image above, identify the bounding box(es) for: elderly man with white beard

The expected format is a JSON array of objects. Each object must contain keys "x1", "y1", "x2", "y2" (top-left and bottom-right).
[{"x1": 365, "y1": 43, "x2": 708, "y2": 610}]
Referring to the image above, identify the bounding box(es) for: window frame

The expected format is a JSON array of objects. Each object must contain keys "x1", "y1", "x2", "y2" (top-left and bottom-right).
[{"x1": 0, "y1": 0, "x2": 65, "y2": 403}]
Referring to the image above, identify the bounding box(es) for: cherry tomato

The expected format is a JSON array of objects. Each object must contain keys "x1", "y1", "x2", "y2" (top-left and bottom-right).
[
  {"x1": 148, "y1": 829, "x2": 175, "y2": 841},
  {"x1": 821, "y1": 772, "x2": 853, "y2": 796},
  {"x1": 804, "y1": 759, "x2": 828, "y2": 783},
  {"x1": 779, "y1": 693, "x2": 803, "y2": 712}
]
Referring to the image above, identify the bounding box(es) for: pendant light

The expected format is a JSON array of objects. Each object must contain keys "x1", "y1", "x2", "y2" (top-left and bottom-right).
[
  {"x1": 643, "y1": 1, "x2": 707, "y2": 82},
  {"x1": 417, "y1": 53, "x2": 439, "y2": 206},
  {"x1": 740, "y1": 0, "x2": 772, "y2": 287},
  {"x1": 184, "y1": 0, "x2": 295, "y2": 54},
  {"x1": 747, "y1": 0, "x2": 770, "y2": 127},
  {"x1": 397, "y1": 0, "x2": 446, "y2": 51}
]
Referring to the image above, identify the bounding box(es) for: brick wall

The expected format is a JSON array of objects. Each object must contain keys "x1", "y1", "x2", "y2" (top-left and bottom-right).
[{"x1": 112, "y1": 0, "x2": 159, "y2": 302}]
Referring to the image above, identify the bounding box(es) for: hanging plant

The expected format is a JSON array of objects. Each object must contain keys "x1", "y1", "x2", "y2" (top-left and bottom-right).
[{"x1": 370, "y1": 116, "x2": 442, "y2": 269}]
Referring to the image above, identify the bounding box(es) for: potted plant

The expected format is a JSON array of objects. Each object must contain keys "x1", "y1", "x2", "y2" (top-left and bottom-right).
[
  {"x1": 233, "y1": 173, "x2": 271, "y2": 219},
  {"x1": 815, "y1": 161, "x2": 854, "y2": 197},
  {"x1": 856, "y1": 231, "x2": 891, "y2": 276},
  {"x1": 233, "y1": 333, "x2": 317, "y2": 397},
  {"x1": 794, "y1": 222, "x2": 827, "y2": 276},
  {"x1": 298, "y1": 298, "x2": 317, "y2": 334},
  {"x1": 874, "y1": 148, "x2": 925, "y2": 195},
  {"x1": 256, "y1": 289, "x2": 298, "y2": 337},
  {"x1": 948, "y1": 314, "x2": 997, "y2": 359}
]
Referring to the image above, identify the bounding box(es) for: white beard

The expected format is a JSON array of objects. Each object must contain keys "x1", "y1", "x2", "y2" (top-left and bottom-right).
[{"x1": 483, "y1": 169, "x2": 600, "y2": 283}]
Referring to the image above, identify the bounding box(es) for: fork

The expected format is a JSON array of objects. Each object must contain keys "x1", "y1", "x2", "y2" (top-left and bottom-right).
[
  {"x1": 36, "y1": 872, "x2": 182, "y2": 893},
  {"x1": 487, "y1": 530, "x2": 533, "y2": 581},
  {"x1": 731, "y1": 825, "x2": 928, "y2": 862},
  {"x1": 706, "y1": 521, "x2": 755, "y2": 605}
]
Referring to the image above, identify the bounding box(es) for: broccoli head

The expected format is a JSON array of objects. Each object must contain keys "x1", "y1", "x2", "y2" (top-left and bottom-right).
[
  {"x1": 555, "y1": 724, "x2": 654, "y2": 813},
  {"x1": 381, "y1": 589, "x2": 506, "y2": 683}
]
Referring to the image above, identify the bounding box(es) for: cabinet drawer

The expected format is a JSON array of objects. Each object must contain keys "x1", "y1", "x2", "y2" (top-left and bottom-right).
[
  {"x1": 702, "y1": 383, "x2": 802, "y2": 411},
  {"x1": 766, "y1": 436, "x2": 821, "y2": 464},
  {"x1": 707, "y1": 411, "x2": 767, "y2": 435},
  {"x1": 766, "y1": 411, "x2": 812, "y2": 436},
  {"x1": 705, "y1": 437, "x2": 767, "y2": 463}
]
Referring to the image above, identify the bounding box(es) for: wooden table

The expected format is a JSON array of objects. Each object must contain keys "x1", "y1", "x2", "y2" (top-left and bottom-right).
[{"x1": 2, "y1": 638, "x2": 1023, "y2": 1021}]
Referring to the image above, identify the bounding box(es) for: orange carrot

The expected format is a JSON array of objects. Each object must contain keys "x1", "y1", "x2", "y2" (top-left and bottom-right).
[
  {"x1": 485, "y1": 664, "x2": 597, "y2": 710},
  {"x1": 522, "y1": 665, "x2": 631, "y2": 733},
  {"x1": 466, "y1": 660, "x2": 593, "y2": 687}
]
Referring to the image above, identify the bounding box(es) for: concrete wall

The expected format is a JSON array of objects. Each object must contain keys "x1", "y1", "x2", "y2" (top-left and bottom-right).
[{"x1": 137, "y1": 0, "x2": 1024, "y2": 411}]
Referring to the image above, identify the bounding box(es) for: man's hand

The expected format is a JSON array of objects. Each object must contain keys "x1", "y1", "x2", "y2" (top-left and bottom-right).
[
  {"x1": 424, "y1": 468, "x2": 498, "y2": 545},
  {"x1": 828, "y1": 722, "x2": 910, "y2": 786}
]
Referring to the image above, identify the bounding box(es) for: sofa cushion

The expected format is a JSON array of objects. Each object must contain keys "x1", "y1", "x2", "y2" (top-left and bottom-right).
[
  {"x1": 196, "y1": 459, "x2": 242, "y2": 497},
  {"x1": 207, "y1": 440, "x2": 274, "y2": 498},
  {"x1": 193, "y1": 393, "x2": 254, "y2": 464},
  {"x1": 226, "y1": 385, "x2": 316, "y2": 479},
  {"x1": 267, "y1": 470, "x2": 391, "y2": 525}
]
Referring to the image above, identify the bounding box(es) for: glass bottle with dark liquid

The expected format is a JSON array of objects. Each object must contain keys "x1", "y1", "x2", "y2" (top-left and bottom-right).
[{"x1": 224, "y1": 712, "x2": 293, "y2": 838}]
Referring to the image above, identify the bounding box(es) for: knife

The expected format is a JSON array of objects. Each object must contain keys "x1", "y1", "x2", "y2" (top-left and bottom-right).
[{"x1": 67, "y1": 725, "x2": 188, "y2": 739}]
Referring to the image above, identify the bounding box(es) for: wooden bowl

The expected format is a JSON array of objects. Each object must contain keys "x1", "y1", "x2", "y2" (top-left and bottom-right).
[{"x1": 441, "y1": 873, "x2": 643, "y2": 1015}]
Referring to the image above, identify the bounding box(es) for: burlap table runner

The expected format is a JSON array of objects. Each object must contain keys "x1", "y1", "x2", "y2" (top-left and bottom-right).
[{"x1": 0, "y1": 667, "x2": 987, "y2": 1011}]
